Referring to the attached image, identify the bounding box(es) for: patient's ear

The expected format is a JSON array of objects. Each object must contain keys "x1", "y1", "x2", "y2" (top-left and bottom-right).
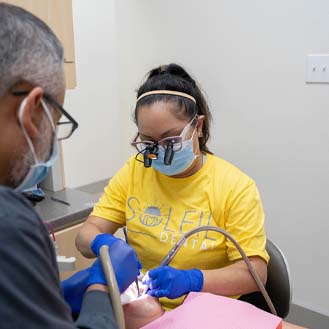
[{"x1": 17, "y1": 87, "x2": 44, "y2": 139}]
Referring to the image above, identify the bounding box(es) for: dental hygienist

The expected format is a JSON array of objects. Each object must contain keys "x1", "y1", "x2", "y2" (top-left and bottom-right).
[
  {"x1": 0, "y1": 4, "x2": 140, "y2": 329},
  {"x1": 76, "y1": 63, "x2": 269, "y2": 310}
]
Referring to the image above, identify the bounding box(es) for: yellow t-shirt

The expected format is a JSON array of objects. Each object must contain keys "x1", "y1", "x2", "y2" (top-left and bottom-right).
[{"x1": 92, "y1": 154, "x2": 269, "y2": 309}]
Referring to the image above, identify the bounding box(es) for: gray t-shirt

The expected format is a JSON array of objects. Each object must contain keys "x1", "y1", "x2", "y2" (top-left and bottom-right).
[{"x1": 0, "y1": 186, "x2": 118, "y2": 329}]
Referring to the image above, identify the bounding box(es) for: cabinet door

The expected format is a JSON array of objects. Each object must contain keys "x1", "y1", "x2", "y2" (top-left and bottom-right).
[
  {"x1": 6, "y1": 0, "x2": 47, "y2": 18},
  {"x1": 55, "y1": 222, "x2": 93, "y2": 280},
  {"x1": 5, "y1": 0, "x2": 76, "y2": 88},
  {"x1": 47, "y1": 0, "x2": 75, "y2": 63},
  {"x1": 47, "y1": 0, "x2": 76, "y2": 89}
]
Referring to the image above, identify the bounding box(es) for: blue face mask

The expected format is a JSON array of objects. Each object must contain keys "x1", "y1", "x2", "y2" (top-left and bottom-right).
[
  {"x1": 15, "y1": 98, "x2": 58, "y2": 192},
  {"x1": 151, "y1": 133, "x2": 196, "y2": 176}
]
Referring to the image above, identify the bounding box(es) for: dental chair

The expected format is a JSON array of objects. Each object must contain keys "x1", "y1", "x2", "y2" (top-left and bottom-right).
[{"x1": 239, "y1": 239, "x2": 292, "y2": 318}]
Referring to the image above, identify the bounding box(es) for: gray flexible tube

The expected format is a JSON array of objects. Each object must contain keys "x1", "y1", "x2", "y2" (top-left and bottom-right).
[
  {"x1": 100, "y1": 245, "x2": 126, "y2": 329},
  {"x1": 160, "y1": 225, "x2": 277, "y2": 316}
]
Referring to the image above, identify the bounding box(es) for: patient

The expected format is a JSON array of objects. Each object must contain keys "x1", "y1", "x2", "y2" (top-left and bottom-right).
[
  {"x1": 121, "y1": 282, "x2": 306, "y2": 329},
  {"x1": 62, "y1": 269, "x2": 306, "y2": 329},
  {"x1": 122, "y1": 283, "x2": 306, "y2": 329},
  {"x1": 119, "y1": 281, "x2": 164, "y2": 329},
  {"x1": 123, "y1": 294, "x2": 164, "y2": 329}
]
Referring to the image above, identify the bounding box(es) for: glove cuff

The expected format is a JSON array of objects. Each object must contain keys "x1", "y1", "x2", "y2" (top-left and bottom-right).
[
  {"x1": 86, "y1": 278, "x2": 107, "y2": 288},
  {"x1": 90, "y1": 233, "x2": 117, "y2": 256},
  {"x1": 186, "y1": 269, "x2": 204, "y2": 292}
]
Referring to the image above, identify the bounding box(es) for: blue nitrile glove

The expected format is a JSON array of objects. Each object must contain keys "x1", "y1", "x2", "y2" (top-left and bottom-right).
[
  {"x1": 90, "y1": 233, "x2": 121, "y2": 256},
  {"x1": 86, "y1": 258, "x2": 107, "y2": 287},
  {"x1": 61, "y1": 267, "x2": 91, "y2": 316},
  {"x1": 142, "y1": 266, "x2": 204, "y2": 299},
  {"x1": 90, "y1": 234, "x2": 142, "y2": 293}
]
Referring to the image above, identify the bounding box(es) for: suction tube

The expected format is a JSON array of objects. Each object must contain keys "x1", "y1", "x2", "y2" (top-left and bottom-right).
[
  {"x1": 159, "y1": 225, "x2": 277, "y2": 316},
  {"x1": 100, "y1": 245, "x2": 126, "y2": 329}
]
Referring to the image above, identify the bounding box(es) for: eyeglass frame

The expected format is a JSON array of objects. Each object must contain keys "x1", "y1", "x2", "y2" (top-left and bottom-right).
[
  {"x1": 131, "y1": 114, "x2": 199, "y2": 156},
  {"x1": 11, "y1": 90, "x2": 79, "y2": 140}
]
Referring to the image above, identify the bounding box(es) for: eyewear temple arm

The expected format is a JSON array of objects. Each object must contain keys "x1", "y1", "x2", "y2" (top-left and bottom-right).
[{"x1": 12, "y1": 90, "x2": 79, "y2": 132}]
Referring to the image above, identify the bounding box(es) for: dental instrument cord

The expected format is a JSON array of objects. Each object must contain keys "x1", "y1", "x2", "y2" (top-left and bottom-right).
[
  {"x1": 155, "y1": 225, "x2": 277, "y2": 316},
  {"x1": 100, "y1": 245, "x2": 126, "y2": 329},
  {"x1": 123, "y1": 227, "x2": 141, "y2": 297}
]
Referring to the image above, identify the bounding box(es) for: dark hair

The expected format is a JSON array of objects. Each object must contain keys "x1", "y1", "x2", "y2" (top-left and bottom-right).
[{"x1": 135, "y1": 63, "x2": 213, "y2": 154}]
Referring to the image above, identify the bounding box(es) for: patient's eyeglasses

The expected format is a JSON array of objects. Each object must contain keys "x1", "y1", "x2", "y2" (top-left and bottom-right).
[
  {"x1": 12, "y1": 90, "x2": 78, "y2": 141},
  {"x1": 131, "y1": 114, "x2": 199, "y2": 155}
]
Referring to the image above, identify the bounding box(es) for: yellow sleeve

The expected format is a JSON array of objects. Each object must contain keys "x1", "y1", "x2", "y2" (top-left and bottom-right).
[
  {"x1": 224, "y1": 178, "x2": 270, "y2": 263},
  {"x1": 90, "y1": 161, "x2": 130, "y2": 225}
]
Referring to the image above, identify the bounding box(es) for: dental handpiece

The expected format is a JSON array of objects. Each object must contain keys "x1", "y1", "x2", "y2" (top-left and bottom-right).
[
  {"x1": 123, "y1": 227, "x2": 141, "y2": 297},
  {"x1": 142, "y1": 244, "x2": 180, "y2": 296}
]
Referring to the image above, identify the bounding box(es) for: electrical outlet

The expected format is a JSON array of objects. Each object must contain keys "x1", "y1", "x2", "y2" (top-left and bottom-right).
[{"x1": 306, "y1": 54, "x2": 329, "y2": 84}]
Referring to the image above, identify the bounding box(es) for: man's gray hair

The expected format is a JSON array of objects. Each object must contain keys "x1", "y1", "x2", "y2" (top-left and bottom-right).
[{"x1": 0, "y1": 3, "x2": 65, "y2": 97}]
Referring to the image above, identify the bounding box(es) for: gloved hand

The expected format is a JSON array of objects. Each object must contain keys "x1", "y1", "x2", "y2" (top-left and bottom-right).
[
  {"x1": 86, "y1": 258, "x2": 107, "y2": 287},
  {"x1": 90, "y1": 233, "x2": 121, "y2": 256},
  {"x1": 61, "y1": 267, "x2": 90, "y2": 316},
  {"x1": 62, "y1": 258, "x2": 110, "y2": 316},
  {"x1": 142, "y1": 266, "x2": 204, "y2": 299},
  {"x1": 90, "y1": 233, "x2": 142, "y2": 293}
]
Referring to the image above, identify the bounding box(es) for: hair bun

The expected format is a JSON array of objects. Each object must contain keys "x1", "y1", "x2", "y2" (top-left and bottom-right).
[
  {"x1": 148, "y1": 63, "x2": 196, "y2": 86},
  {"x1": 148, "y1": 65, "x2": 168, "y2": 78}
]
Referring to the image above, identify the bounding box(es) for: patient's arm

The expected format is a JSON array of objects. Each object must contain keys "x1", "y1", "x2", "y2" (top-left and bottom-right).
[{"x1": 123, "y1": 294, "x2": 164, "y2": 329}]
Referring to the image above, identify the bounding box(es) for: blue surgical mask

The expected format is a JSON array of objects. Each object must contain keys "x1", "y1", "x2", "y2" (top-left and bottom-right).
[
  {"x1": 15, "y1": 98, "x2": 58, "y2": 192},
  {"x1": 151, "y1": 131, "x2": 197, "y2": 176}
]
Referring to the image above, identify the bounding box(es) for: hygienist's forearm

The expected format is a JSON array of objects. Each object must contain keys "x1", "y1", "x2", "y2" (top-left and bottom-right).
[
  {"x1": 75, "y1": 221, "x2": 102, "y2": 258},
  {"x1": 75, "y1": 216, "x2": 122, "y2": 258},
  {"x1": 201, "y1": 257, "x2": 267, "y2": 296}
]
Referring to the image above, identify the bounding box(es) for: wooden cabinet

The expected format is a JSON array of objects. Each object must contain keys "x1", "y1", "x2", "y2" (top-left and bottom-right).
[
  {"x1": 6, "y1": 0, "x2": 76, "y2": 88},
  {"x1": 55, "y1": 222, "x2": 126, "y2": 280},
  {"x1": 55, "y1": 222, "x2": 93, "y2": 280}
]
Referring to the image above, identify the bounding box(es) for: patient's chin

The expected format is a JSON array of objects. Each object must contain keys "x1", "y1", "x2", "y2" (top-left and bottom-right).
[{"x1": 123, "y1": 295, "x2": 164, "y2": 329}]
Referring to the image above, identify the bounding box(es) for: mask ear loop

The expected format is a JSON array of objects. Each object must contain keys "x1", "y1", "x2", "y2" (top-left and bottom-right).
[
  {"x1": 40, "y1": 99, "x2": 56, "y2": 132},
  {"x1": 180, "y1": 114, "x2": 199, "y2": 141},
  {"x1": 18, "y1": 98, "x2": 39, "y2": 164},
  {"x1": 40, "y1": 99, "x2": 58, "y2": 157},
  {"x1": 18, "y1": 98, "x2": 58, "y2": 165},
  {"x1": 186, "y1": 119, "x2": 201, "y2": 162}
]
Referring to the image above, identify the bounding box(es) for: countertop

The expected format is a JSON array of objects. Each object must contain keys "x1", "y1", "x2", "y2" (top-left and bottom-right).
[{"x1": 34, "y1": 179, "x2": 109, "y2": 232}]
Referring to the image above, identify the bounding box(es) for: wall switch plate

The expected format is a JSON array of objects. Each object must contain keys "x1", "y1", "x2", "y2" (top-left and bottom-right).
[{"x1": 306, "y1": 54, "x2": 329, "y2": 83}]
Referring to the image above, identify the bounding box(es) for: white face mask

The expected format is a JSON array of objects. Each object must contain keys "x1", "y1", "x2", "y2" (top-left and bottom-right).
[{"x1": 15, "y1": 98, "x2": 58, "y2": 192}]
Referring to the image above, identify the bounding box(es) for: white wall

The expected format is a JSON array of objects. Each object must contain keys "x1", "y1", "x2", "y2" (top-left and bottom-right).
[
  {"x1": 62, "y1": 0, "x2": 328, "y2": 315},
  {"x1": 116, "y1": 0, "x2": 329, "y2": 315},
  {"x1": 61, "y1": 0, "x2": 122, "y2": 187}
]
